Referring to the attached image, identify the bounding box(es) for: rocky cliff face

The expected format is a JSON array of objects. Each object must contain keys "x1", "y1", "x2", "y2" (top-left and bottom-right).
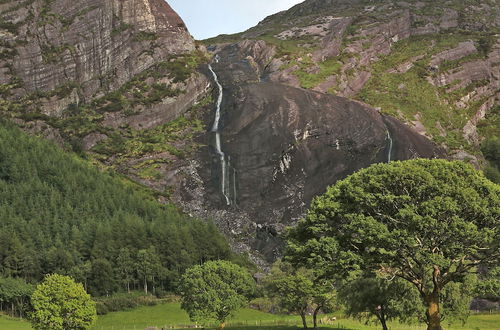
[
  {"x1": 170, "y1": 41, "x2": 441, "y2": 263},
  {"x1": 2, "y1": 0, "x2": 193, "y2": 97},
  {"x1": 0, "y1": 0, "x2": 207, "y2": 141},
  {"x1": 207, "y1": 0, "x2": 499, "y2": 160}
]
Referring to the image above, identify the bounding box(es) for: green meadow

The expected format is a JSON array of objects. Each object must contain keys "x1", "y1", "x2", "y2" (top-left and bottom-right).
[{"x1": 1, "y1": 303, "x2": 498, "y2": 330}]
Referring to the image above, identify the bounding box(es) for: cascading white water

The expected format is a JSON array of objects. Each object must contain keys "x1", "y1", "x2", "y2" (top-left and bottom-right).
[
  {"x1": 208, "y1": 63, "x2": 231, "y2": 205},
  {"x1": 386, "y1": 130, "x2": 394, "y2": 163}
]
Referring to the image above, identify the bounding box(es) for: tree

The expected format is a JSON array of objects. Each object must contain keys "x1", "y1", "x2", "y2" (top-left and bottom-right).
[
  {"x1": 475, "y1": 266, "x2": 500, "y2": 301},
  {"x1": 0, "y1": 277, "x2": 33, "y2": 318},
  {"x1": 287, "y1": 159, "x2": 499, "y2": 330},
  {"x1": 30, "y1": 274, "x2": 96, "y2": 330},
  {"x1": 116, "y1": 248, "x2": 135, "y2": 293},
  {"x1": 136, "y1": 246, "x2": 163, "y2": 294},
  {"x1": 338, "y1": 276, "x2": 423, "y2": 330},
  {"x1": 265, "y1": 261, "x2": 337, "y2": 329},
  {"x1": 439, "y1": 275, "x2": 477, "y2": 327},
  {"x1": 266, "y1": 263, "x2": 314, "y2": 329},
  {"x1": 311, "y1": 280, "x2": 337, "y2": 329},
  {"x1": 68, "y1": 261, "x2": 91, "y2": 292},
  {"x1": 179, "y1": 260, "x2": 255, "y2": 329},
  {"x1": 88, "y1": 258, "x2": 116, "y2": 296}
]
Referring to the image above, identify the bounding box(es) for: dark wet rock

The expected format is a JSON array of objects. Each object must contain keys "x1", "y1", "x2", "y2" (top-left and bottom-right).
[
  {"x1": 216, "y1": 81, "x2": 441, "y2": 221},
  {"x1": 178, "y1": 41, "x2": 443, "y2": 260}
]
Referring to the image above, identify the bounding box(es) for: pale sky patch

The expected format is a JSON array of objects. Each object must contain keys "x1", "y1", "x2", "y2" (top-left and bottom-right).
[{"x1": 168, "y1": 0, "x2": 305, "y2": 40}]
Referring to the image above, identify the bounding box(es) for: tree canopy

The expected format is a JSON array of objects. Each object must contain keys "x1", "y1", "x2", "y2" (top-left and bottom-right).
[
  {"x1": 30, "y1": 274, "x2": 96, "y2": 330},
  {"x1": 265, "y1": 261, "x2": 337, "y2": 329},
  {"x1": 287, "y1": 159, "x2": 499, "y2": 330},
  {"x1": 0, "y1": 121, "x2": 234, "y2": 296},
  {"x1": 338, "y1": 276, "x2": 423, "y2": 330},
  {"x1": 0, "y1": 277, "x2": 33, "y2": 318},
  {"x1": 179, "y1": 260, "x2": 255, "y2": 328}
]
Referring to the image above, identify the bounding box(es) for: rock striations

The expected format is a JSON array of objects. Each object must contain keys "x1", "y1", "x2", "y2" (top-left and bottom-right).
[{"x1": 0, "y1": 0, "x2": 203, "y2": 119}]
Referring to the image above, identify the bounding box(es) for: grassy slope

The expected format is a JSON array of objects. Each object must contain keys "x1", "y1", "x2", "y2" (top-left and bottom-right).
[
  {"x1": 2, "y1": 304, "x2": 499, "y2": 330},
  {"x1": 357, "y1": 33, "x2": 490, "y2": 151}
]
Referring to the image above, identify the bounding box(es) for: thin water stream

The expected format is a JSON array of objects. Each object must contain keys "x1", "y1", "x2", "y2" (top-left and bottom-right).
[
  {"x1": 386, "y1": 130, "x2": 394, "y2": 163},
  {"x1": 208, "y1": 62, "x2": 232, "y2": 205}
]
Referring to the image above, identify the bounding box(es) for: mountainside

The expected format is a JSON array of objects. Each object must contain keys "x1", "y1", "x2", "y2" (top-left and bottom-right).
[
  {"x1": 0, "y1": 0, "x2": 498, "y2": 263},
  {"x1": 207, "y1": 0, "x2": 499, "y2": 158},
  {"x1": 0, "y1": 0, "x2": 208, "y2": 146}
]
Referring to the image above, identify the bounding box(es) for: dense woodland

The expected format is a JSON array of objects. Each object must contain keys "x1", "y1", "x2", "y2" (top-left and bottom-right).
[{"x1": 0, "y1": 120, "x2": 235, "y2": 301}]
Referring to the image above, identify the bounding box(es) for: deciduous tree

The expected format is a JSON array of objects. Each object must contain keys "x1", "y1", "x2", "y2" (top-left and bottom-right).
[
  {"x1": 30, "y1": 274, "x2": 96, "y2": 330},
  {"x1": 338, "y1": 276, "x2": 422, "y2": 330},
  {"x1": 287, "y1": 159, "x2": 499, "y2": 330},
  {"x1": 265, "y1": 261, "x2": 337, "y2": 329},
  {"x1": 179, "y1": 260, "x2": 255, "y2": 329}
]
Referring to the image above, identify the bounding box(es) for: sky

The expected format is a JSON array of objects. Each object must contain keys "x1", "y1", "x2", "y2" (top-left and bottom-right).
[{"x1": 168, "y1": 0, "x2": 304, "y2": 40}]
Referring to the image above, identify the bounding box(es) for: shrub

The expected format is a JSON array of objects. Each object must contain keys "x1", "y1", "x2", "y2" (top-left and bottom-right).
[{"x1": 94, "y1": 292, "x2": 161, "y2": 315}]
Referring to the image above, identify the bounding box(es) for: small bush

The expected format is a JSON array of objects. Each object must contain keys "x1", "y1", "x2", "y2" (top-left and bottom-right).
[
  {"x1": 94, "y1": 292, "x2": 161, "y2": 315},
  {"x1": 133, "y1": 31, "x2": 158, "y2": 42},
  {"x1": 249, "y1": 297, "x2": 280, "y2": 314}
]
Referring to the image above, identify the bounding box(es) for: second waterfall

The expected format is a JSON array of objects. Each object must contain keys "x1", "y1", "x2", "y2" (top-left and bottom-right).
[{"x1": 208, "y1": 62, "x2": 236, "y2": 206}]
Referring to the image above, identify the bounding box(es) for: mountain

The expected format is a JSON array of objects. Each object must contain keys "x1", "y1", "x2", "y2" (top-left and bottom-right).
[
  {"x1": 197, "y1": 0, "x2": 499, "y2": 259},
  {"x1": 0, "y1": 0, "x2": 498, "y2": 263}
]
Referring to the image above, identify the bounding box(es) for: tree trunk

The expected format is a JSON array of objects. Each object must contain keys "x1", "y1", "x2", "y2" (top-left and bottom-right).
[
  {"x1": 379, "y1": 315, "x2": 388, "y2": 330},
  {"x1": 127, "y1": 281, "x2": 130, "y2": 294},
  {"x1": 144, "y1": 276, "x2": 148, "y2": 294},
  {"x1": 300, "y1": 311, "x2": 308, "y2": 329},
  {"x1": 426, "y1": 265, "x2": 443, "y2": 330},
  {"x1": 375, "y1": 311, "x2": 388, "y2": 330},
  {"x1": 426, "y1": 292, "x2": 442, "y2": 330},
  {"x1": 313, "y1": 306, "x2": 321, "y2": 329},
  {"x1": 380, "y1": 306, "x2": 388, "y2": 330}
]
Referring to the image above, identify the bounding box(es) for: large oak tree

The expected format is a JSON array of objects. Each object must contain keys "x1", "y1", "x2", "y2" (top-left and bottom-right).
[{"x1": 287, "y1": 159, "x2": 499, "y2": 330}]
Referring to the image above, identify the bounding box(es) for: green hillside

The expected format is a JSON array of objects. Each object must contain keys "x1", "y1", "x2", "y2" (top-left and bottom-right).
[{"x1": 0, "y1": 120, "x2": 234, "y2": 295}]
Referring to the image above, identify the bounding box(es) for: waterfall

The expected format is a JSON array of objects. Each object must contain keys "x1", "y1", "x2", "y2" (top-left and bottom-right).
[
  {"x1": 208, "y1": 63, "x2": 231, "y2": 206},
  {"x1": 386, "y1": 130, "x2": 394, "y2": 163}
]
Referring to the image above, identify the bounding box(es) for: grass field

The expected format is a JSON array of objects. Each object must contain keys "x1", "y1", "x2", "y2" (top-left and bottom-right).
[{"x1": 1, "y1": 303, "x2": 499, "y2": 330}]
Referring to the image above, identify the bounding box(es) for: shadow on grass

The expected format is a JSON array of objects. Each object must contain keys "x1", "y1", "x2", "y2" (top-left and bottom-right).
[{"x1": 179, "y1": 327, "x2": 355, "y2": 330}]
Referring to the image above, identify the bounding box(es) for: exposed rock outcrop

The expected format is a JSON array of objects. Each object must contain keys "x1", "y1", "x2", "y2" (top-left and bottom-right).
[
  {"x1": 0, "y1": 0, "x2": 202, "y2": 128},
  {"x1": 176, "y1": 42, "x2": 442, "y2": 261},
  {"x1": 6, "y1": 0, "x2": 193, "y2": 98}
]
